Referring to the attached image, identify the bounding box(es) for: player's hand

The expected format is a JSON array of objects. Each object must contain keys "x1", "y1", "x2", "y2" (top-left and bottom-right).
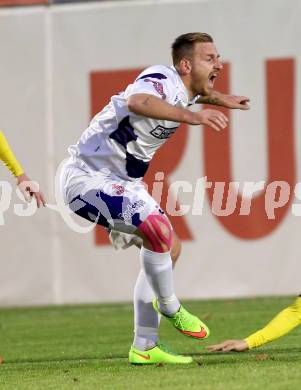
[
  {"x1": 190, "y1": 109, "x2": 228, "y2": 131},
  {"x1": 206, "y1": 339, "x2": 249, "y2": 352},
  {"x1": 217, "y1": 94, "x2": 250, "y2": 110},
  {"x1": 16, "y1": 173, "x2": 46, "y2": 208}
]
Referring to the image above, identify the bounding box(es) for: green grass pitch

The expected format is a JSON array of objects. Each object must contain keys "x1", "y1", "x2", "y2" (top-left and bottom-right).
[{"x1": 0, "y1": 297, "x2": 300, "y2": 389}]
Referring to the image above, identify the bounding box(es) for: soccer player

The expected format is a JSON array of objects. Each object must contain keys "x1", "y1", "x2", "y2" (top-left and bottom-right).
[
  {"x1": 60, "y1": 32, "x2": 249, "y2": 364},
  {"x1": 207, "y1": 296, "x2": 301, "y2": 352},
  {"x1": 0, "y1": 130, "x2": 45, "y2": 207}
]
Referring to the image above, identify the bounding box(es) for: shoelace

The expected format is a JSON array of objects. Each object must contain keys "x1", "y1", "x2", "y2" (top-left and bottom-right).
[{"x1": 174, "y1": 308, "x2": 198, "y2": 330}]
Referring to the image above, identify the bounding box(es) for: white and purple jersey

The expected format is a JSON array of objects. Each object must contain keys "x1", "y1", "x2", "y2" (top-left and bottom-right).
[{"x1": 68, "y1": 65, "x2": 199, "y2": 181}]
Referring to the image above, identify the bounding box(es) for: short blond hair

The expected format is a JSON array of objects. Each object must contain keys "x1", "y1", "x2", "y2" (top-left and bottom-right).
[{"x1": 171, "y1": 32, "x2": 213, "y2": 65}]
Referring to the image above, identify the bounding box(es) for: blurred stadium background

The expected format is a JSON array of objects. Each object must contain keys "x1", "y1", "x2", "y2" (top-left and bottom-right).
[{"x1": 0, "y1": 0, "x2": 300, "y2": 308}]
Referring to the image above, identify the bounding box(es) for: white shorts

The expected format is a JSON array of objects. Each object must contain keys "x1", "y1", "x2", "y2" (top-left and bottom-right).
[{"x1": 60, "y1": 160, "x2": 161, "y2": 234}]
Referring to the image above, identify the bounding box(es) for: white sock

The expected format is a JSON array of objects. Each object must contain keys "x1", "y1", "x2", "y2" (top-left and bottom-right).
[
  {"x1": 140, "y1": 246, "x2": 180, "y2": 317},
  {"x1": 133, "y1": 270, "x2": 160, "y2": 351}
]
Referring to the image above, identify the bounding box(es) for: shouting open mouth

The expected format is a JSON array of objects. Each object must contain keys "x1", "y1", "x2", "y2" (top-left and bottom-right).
[{"x1": 208, "y1": 73, "x2": 218, "y2": 88}]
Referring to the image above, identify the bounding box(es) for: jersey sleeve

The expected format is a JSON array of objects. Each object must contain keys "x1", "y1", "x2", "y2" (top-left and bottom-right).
[
  {"x1": 0, "y1": 130, "x2": 24, "y2": 177},
  {"x1": 244, "y1": 297, "x2": 301, "y2": 349},
  {"x1": 126, "y1": 68, "x2": 176, "y2": 104}
]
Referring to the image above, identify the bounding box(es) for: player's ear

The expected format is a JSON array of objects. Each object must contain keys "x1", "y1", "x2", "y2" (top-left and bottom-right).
[{"x1": 178, "y1": 57, "x2": 192, "y2": 75}]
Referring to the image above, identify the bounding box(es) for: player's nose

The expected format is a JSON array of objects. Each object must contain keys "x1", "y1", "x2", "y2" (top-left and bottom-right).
[{"x1": 215, "y1": 59, "x2": 223, "y2": 70}]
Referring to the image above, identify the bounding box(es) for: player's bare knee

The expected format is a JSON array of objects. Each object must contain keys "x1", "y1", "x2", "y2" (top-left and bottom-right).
[{"x1": 138, "y1": 213, "x2": 173, "y2": 253}]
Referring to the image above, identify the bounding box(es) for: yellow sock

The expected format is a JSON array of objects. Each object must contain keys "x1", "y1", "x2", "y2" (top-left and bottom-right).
[
  {"x1": 245, "y1": 297, "x2": 301, "y2": 349},
  {"x1": 0, "y1": 131, "x2": 24, "y2": 177}
]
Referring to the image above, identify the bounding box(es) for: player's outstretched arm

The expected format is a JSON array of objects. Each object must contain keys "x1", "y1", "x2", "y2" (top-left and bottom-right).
[
  {"x1": 127, "y1": 93, "x2": 228, "y2": 132},
  {"x1": 197, "y1": 90, "x2": 250, "y2": 110},
  {"x1": 207, "y1": 296, "x2": 301, "y2": 352},
  {"x1": 0, "y1": 130, "x2": 46, "y2": 207}
]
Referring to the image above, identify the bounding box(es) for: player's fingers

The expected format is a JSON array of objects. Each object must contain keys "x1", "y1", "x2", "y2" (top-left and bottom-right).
[
  {"x1": 206, "y1": 343, "x2": 224, "y2": 352},
  {"x1": 39, "y1": 192, "x2": 46, "y2": 207},
  {"x1": 239, "y1": 96, "x2": 250, "y2": 102},
  {"x1": 34, "y1": 192, "x2": 47, "y2": 208},
  {"x1": 26, "y1": 186, "x2": 35, "y2": 199},
  {"x1": 208, "y1": 118, "x2": 223, "y2": 132},
  {"x1": 239, "y1": 103, "x2": 250, "y2": 110},
  {"x1": 222, "y1": 344, "x2": 235, "y2": 352},
  {"x1": 21, "y1": 189, "x2": 31, "y2": 202},
  {"x1": 219, "y1": 112, "x2": 229, "y2": 122},
  {"x1": 33, "y1": 193, "x2": 41, "y2": 208},
  {"x1": 209, "y1": 117, "x2": 227, "y2": 131},
  {"x1": 237, "y1": 97, "x2": 250, "y2": 109},
  {"x1": 215, "y1": 118, "x2": 227, "y2": 129},
  {"x1": 214, "y1": 115, "x2": 227, "y2": 129},
  {"x1": 210, "y1": 110, "x2": 228, "y2": 123},
  {"x1": 37, "y1": 193, "x2": 46, "y2": 208}
]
